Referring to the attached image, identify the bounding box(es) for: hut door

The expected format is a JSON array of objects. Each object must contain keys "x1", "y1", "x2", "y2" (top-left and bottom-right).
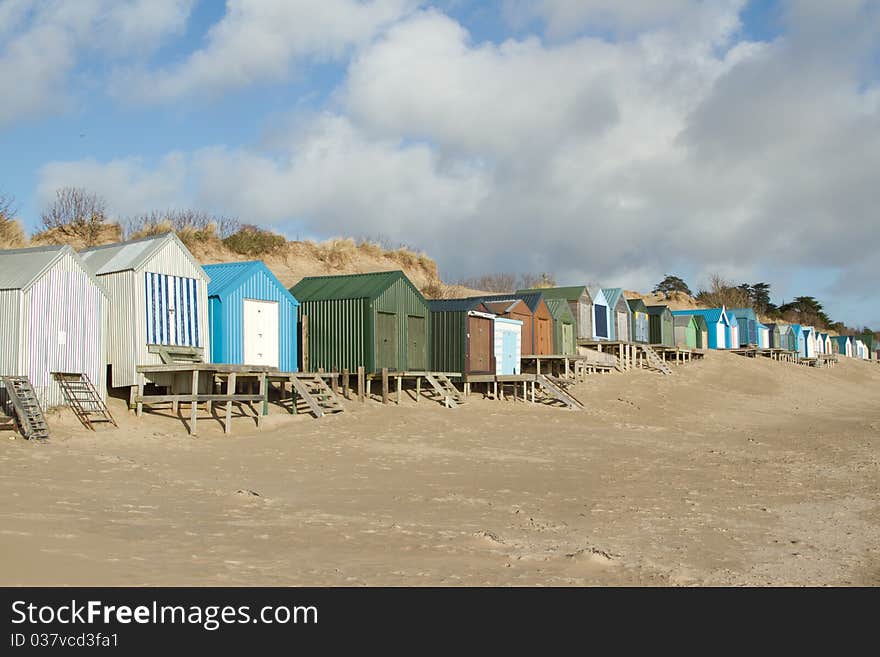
[
  {"x1": 468, "y1": 316, "x2": 492, "y2": 373},
  {"x1": 406, "y1": 315, "x2": 426, "y2": 371},
  {"x1": 145, "y1": 272, "x2": 200, "y2": 347},
  {"x1": 594, "y1": 305, "x2": 608, "y2": 339},
  {"x1": 376, "y1": 312, "x2": 398, "y2": 370},
  {"x1": 562, "y1": 323, "x2": 573, "y2": 354},
  {"x1": 502, "y1": 330, "x2": 518, "y2": 375},
  {"x1": 243, "y1": 299, "x2": 279, "y2": 367},
  {"x1": 616, "y1": 312, "x2": 628, "y2": 343}
]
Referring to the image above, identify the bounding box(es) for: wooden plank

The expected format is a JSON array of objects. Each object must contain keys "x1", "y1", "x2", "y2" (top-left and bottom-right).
[
  {"x1": 301, "y1": 314, "x2": 309, "y2": 373},
  {"x1": 382, "y1": 368, "x2": 389, "y2": 405},
  {"x1": 258, "y1": 373, "x2": 267, "y2": 429},
  {"x1": 137, "y1": 394, "x2": 262, "y2": 403},
  {"x1": 357, "y1": 366, "x2": 364, "y2": 403},
  {"x1": 342, "y1": 368, "x2": 350, "y2": 400},
  {"x1": 136, "y1": 372, "x2": 145, "y2": 418}
]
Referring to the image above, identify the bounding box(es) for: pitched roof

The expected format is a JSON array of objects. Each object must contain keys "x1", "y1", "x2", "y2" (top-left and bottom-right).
[
  {"x1": 0, "y1": 244, "x2": 107, "y2": 295},
  {"x1": 727, "y1": 307, "x2": 758, "y2": 321},
  {"x1": 602, "y1": 287, "x2": 627, "y2": 310},
  {"x1": 672, "y1": 308, "x2": 729, "y2": 324},
  {"x1": 80, "y1": 232, "x2": 206, "y2": 278},
  {"x1": 673, "y1": 314, "x2": 697, "y2": 328},
  {"x1": 428, "y1": 298, "x2": 490, "y2": 313},
  {"x1": 473, "y1": 292, "x2": 545, "y2": 313},
  {"x1": 627, "y1": 297, "x2": 648, "y2": 313},
  {"x1": 203, "y1": 261, "x2": 298, "y2": 305},
  {"x1": 647, "y1": 305, "x2": 672, "y2": 317},
  {"x1": 545, "y1": 298, "x2": 574, "y2": 321},
  {"x1": 291, "y1": 270, "x2": 423, "y2": 303},
  {"x1": 516, "y1": 286, "x2": 591, "y2": 303},
  {"x1": 483, "y1": 299, "x2": 530, "y2": 315}
]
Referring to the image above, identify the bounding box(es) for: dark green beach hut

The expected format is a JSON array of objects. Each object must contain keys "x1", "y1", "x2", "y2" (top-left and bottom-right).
[
  {"x1": 647, "y1": 305, "x2": 675, "y2": 346},
  {"x1": 291, "y1": 270, "x2": 430, "y2": 373},
  {"x1": 545, "y1": 298, "x2": 577, "y2": 355}
]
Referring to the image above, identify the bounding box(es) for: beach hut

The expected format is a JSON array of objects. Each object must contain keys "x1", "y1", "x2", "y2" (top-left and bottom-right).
[
  {"x1": 602, "y1": 288, "x2": 632, "y2": 343},
  {"x1": 727, "y1": 308, "x2": 758, "y2": 346},
  {"x1": 481, "y1": 299, "x2": 534, "y2": 358},
  {"x1": 544, "y1": 299, "x2": 577, "y2": 355},
  {"x1": 647, "y1": 305, "x2": 674, "y2": 346},
  {"x1": 766, "y1": 323, "x2": 782, "y2": 349},
  {"x1": 516, "y1": 286, "x2": 593, "y2": 341},
  {"x1": 854, "y1": 339, "x2": 868, "y2": 359},
  {"x1": 793, "y1": 325, "x2": 817, "y2": 358},
  {"x1": 80, "y1": 233, "x2": 210, "y2": 389},
  {"x1": 626, "y1": 298, "x2": 650, "y2": 344},
  {"x1": 428, "y1": 299, "x2": 496, "y2": 376},
  {"x1": 494, "y1": 317, "x2": 523, "y2": 375},
  {"x1": 860, "y1": 334, "x2": 876, "y2": 359},
  {"x1": 202, "y1": 261, "x2": 299, "y2": 370},
  {"x1": 831, "y1": 335, "x2": 853, "y2": 357},
  {"x1": 673, "y1": 308, "x2": 730, "y2": 349},
  {"x1": 726, "y1": 314, "x2": 739, "y2": 350},
  {"x1": 0, "y1": 245, "x2": 109, "y2": 409},
  {"x1": 587, "y1": 286, "x2": 611, "y2": 340},
  {"x1": 757, "y1": 323, "x2": 770, "y2": 349},
  {"x1": 693, "y1": 315, "x2": 708, "y2": 349},
  {"x1": 823, "y1": 334, "x2": 833, "y2": 354},
  {"x1": 673, "y1": 314, "x2": 700, "y2": 348},
  {"x1": 290, "y1": 270, "x2": 430, "y2": 374},
  {"x1": 478, "y1": 294, "x2": 553, "y2": 356}
]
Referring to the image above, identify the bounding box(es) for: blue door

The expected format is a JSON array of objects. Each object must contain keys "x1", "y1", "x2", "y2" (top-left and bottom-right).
[{"x1": 502, "y1": 331, "x2": 518, "y2": 374}]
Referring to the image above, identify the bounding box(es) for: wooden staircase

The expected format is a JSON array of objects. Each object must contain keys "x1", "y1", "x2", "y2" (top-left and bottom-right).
[
  {"x1": 640, "y1": 345, "x2": 673, "y2": 375},
  {"x1": 424, "y1": 373, "x2": 466, "y2": 408},
  {"x1": 0, "y1": 376, "x2": 50, "y2": 440},
  {"x1": 290, "y1": 374, "x2": 345, "y2": 418},
  {"x1": 535, "y1": 375, "x2": 584, "y2": 410},
  {"x1": 52, "y1": 372, "x2": 117, "y2": 431}
]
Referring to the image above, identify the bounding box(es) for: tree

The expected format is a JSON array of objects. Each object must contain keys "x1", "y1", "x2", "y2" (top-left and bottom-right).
[
  {"x1": 518, "y1": 272, "x2": 556, "y2": 289},
  {"x1": 653, "y1": 274, "x2": 692, "y2": 298},
  {"x1": 695, "y1": 274, "x2": 750, "y2": 309},
  {"x1": 778, "y1": 296, "x2": 832, "y2": 329},
  {"x1": 0, "y1": 191, "x2": 26, "y2": 248},
  {"x1": 40, "y1": 187, "x2": 112, "y2": 247}
]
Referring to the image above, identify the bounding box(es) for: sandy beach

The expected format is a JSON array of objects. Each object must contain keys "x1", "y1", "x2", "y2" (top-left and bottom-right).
[{"x1": 2, "y1": 352, "x2": 879, "y2": 586}]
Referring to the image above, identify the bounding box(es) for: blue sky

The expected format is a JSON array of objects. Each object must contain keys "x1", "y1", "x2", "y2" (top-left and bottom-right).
[{"x1": 1, "y1": 0, "x2": 878, "y2": 329}]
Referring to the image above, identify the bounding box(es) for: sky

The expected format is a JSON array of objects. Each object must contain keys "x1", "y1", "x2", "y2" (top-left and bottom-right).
[{"x1": 1, "y1": 0, "x2": 878, "y2": 328}]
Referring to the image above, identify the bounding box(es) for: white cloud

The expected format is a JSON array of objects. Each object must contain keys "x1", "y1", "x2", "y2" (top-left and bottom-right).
[
  {"x1": 113, "y1": 0, "x2": 416, "y2": 102},
  {"x1": 0, "y1": 0, "x2": 193, "y2": 128}
]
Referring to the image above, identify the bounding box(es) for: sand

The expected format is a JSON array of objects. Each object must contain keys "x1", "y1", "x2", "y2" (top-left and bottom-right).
[{"x1": 2, "y1": 352, "x2": 879, "y2": 586}]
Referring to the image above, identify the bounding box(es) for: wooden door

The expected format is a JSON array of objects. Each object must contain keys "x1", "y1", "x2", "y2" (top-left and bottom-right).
[
  {"x1": 376, "y1": 312, "x2": 398, "y2": 370},
  {"x1": 243, "y1": 299, "x2": 279, "y2": 367},
  {"x1": 406, "y1": 315, "x2": 426, "y2": 371},
  {"x1": 467, "y1": 316, "x2": 492, "y2": 373}
]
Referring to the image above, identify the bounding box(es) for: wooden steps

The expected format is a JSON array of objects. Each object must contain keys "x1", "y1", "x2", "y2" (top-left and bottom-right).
[
  {"x1": 535, "y1": 375, "x2": 584, "y2": 410},
  {"x1": 52, "y1": 372, "x2": 117, "y2": 431},
  {"x1": 424, "y1": 373, "x2": 466, "y2": 408},
  {"x1": 0, "y1": 376, "x2": 49, "y2": 440},
  {"x1": 290, "y1": 374, "x2": 345, "y2": 418},
  {"x1": 640, "y1": 345, "x2": 673, "y2": 375}
]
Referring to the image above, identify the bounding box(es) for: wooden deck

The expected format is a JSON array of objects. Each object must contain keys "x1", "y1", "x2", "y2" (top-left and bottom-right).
[{"x1": 520, "y1": 354, "x2": 616, "y2": 380}]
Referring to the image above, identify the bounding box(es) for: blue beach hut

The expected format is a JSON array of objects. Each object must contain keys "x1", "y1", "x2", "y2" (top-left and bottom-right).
[
  {"x1": 203, "y1": 261, "x2": 299, "y2": 371},
  {"x1": 602, "y1": 288, "x2": 632, "y2": 342},
  {"x1": 587, "y1": 286, "x2": 611, "y2": 340},
  {"x1": 727, "y1": 307, "x2": 758, "y2": 346}
]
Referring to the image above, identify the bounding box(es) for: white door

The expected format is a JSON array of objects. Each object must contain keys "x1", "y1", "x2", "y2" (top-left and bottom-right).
[{"x1": 243, "y1": 299, "x2": 279, "y2": 367}]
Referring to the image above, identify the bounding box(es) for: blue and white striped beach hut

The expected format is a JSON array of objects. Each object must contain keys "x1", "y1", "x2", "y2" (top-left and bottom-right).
[
  {"x1": 203, "y1": 261, "x2": 299, "y2": 371},
  {"x1": 80, "y1": 233, "x2": 210, "y2": 389}
]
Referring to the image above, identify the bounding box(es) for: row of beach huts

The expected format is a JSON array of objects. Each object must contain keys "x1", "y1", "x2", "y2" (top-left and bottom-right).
[{"x1": 1, "y1": 233, "x2": 877, "y2": 435}]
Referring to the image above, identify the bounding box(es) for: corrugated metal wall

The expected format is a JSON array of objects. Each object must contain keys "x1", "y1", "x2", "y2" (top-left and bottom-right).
[
  {"x1": 649, "y1": 312, "x2": 674, "y2": 346},
  {"x1": 144, "y1": 273, "x2": 201, "y2": 347},
  {"x1": 19, "y1": 252, "x2": 107, "y2": 408},
  {"x1": 373, "y1": 277, "x2": 430, "y2": 372},
  {"x1": 210, "y1": 269, "x2": 299, "y2": 372},
  {"x1": 573, "y1": 298, "x2": 592, "y2": 340},
  {"x1": 300, "y1": 298, "x2": 367, "y2": 372},
  {"x1": 430, "y1": 310, "x2": 465, "y2": 374},
  {"x1": 0, "y1": 290, "x2": 22, "y2": 414}
]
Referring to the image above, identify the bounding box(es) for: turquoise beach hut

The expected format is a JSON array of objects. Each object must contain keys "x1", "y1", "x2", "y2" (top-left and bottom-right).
[{"x1": 203, "y1": 261, "x2": 299, "y2": 371}]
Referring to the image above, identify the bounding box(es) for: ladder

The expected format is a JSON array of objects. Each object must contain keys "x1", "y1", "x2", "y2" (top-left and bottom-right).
[
  {"x1": 640, "y1": 345, "x2": 673, "y2": 375},
  {"x1": 290, "y1": 375, "x2": 345, "y2": 418},
  {"x1": 52, "y1": 372, "x2": 117, "y2": 431},
  {"x1": 0, "y1": 376, "x2": 50, "y2": 439},
  {"x1": 535, "y1": 375, "x2": 584, "y2": 410},
  {"x1": 424, "y1": 373, "x2": 466, "y2": 408}
]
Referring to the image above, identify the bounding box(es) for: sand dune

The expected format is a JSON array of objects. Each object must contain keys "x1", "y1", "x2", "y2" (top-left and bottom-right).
[{"x1": 1, "y1": 352, "x2": 879, "y2": 586}]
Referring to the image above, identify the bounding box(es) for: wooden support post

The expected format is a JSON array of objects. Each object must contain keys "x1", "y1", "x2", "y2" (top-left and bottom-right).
[
  {"x1": 381, "y1": 368, "x2": 389, "y2": 405},
  {"x1": 190, "y1": 369, "x2": 199, "y2": 436},
  {"x1": 493, "y1": 380, "x2": 498, "y2": 400},
  {"x1": 416, "y1": 376, "x2": 421, "y2": 402},
  {"x1": 396, "y1": 376, "x2": 402, "y2": 404},
  {"x1": 536, "y1": 358, "x2": 541, "y2": 376},
  {"x1": 357, "y1": 366, "x2": 365, "y2": 403},
  {"x1": 332, "y1": 365, "x2": 338, "y2": 395},
  {"x1": 129, "y1": 385, "x2": 136, "y2": 412},
  {"x1": 288, "y1": 374, "x2": 296, "y2": 415},
  {"x1": 136, "y1": 373, "x2": 145, "y2": 418},
  {"x1": 367, "y1": 378, "x2": 372, "y2": 401},
  {"x1": 342, "y1": 368, "x2": 350, "y2": 400},
  {"x1": 531, "y1": 380, "x2": 536, "y2": 403},
  {"x1": 465, "y1": 381, "x2": 470, "y2": 397},
  {"x1": 564, "y1": 358, "x2": 570, "y2": 378},
  {"x1": 225, "y1": 372, "x2": 237, "y2": 431},
  {"x1": 258, "y1": 373, "x2": 267, "y2": 429}
]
